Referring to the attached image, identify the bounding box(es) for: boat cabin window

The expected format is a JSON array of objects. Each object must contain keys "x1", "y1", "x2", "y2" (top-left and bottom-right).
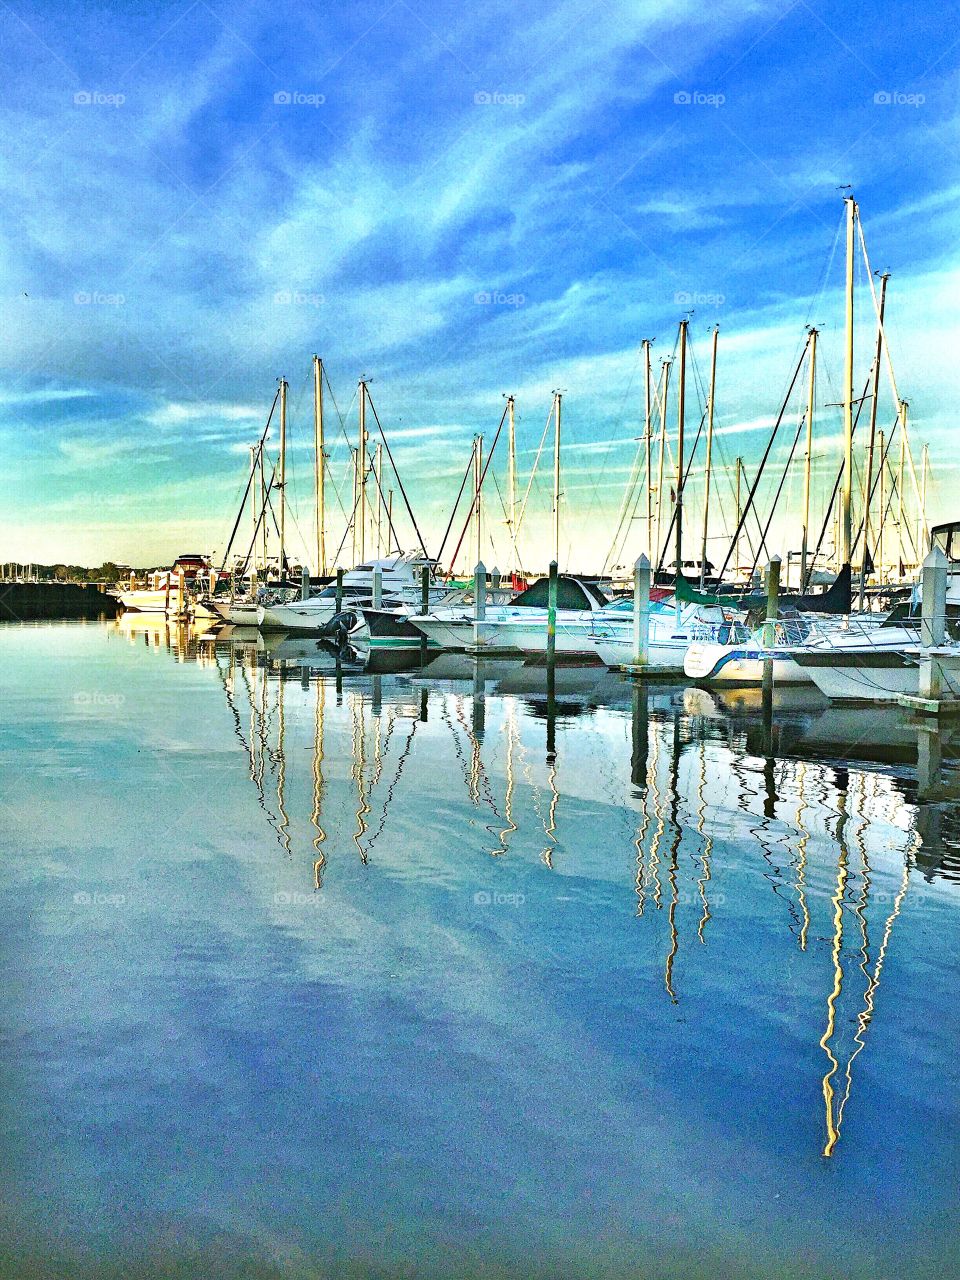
[{"x1": 932, "y1": 522, "x2": 960, "y2": 563}]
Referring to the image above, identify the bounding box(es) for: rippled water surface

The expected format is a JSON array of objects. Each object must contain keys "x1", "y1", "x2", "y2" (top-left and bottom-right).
[{"x1": 2, "y1": 619, "x2": 959, "y2": 1279}]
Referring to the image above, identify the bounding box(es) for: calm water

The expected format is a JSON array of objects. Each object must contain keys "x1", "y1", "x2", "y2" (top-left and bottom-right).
[{"x1": 2, "y1": 619, "x2": 959, "y2": 1279}]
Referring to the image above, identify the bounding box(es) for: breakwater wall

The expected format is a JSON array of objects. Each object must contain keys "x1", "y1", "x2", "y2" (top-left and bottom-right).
[{"x1": 0, "y1": 582, "x2": 119, "y2": 621}]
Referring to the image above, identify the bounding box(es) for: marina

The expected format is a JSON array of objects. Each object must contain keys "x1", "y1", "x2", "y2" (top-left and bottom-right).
[
  {"x1": 1, "y1": 617, "x2": 958, "y2": 1278},
  {"x1": 6, "y1": 0, "x2": 960, "y2": 1271}
]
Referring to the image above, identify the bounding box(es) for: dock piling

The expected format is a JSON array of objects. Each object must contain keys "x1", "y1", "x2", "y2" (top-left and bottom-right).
[
  {"x1": 633, "y1": 554, "x2": 651, "y2": 666},
  {"x1": 762, "y1": 555, "x2": 781, "y2": 701},
  {"x1": 547, "y1": 560, "x2": 558, "y2": 664}
]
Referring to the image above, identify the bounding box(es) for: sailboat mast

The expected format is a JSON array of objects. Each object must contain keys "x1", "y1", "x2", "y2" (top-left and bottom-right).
[
  {"x1": 801, "y1": 328, "x2": 817, "y2": 591},
  {"x1": 279, "y1": 376, "x2": 288, "y2": 578},
  {"x1": 507, "y1": 396, "x2": 517, "y2": 575},
  {"x1": 249, "y1": 445, "x2": 259, "y2": 572},
  {"x1": 700, "y1": 326, "x2": 718, "y2": 587},
  {"x1": 860, "y1": 272, "x2": 888, "y2": 608},
  {"x1": 259, "y1": 447, "x2": 268, "y2": 571},
  {"x1": 675, "y1": 319, "x2": 688, "y2": 578},
  {"x1": 313, "y1": 355, "x2": 326, "y2": 576},
  {"x1": 474, "y1": 434, "x2": 483, "y2": 568},
  {"x1": 920, "y1": 443, "x2": 929, "y2": 555},
  {"x1": 552, "y1": 392, "x2": 562, "y2": 565},
  {"x1": 358, "y1": 380, "x2": 367, "y2": 563},
  {"x1": 742, "y1": 458, "x2": 747, "y2": 578},
  {"x1": 842, "y1": 195, "x2": 856, "y2": 566},
  {"x1": 897, "y1": 402, "x2": 907, "y2": 577},
  {"x1": 375, "y1": 442, "x2": 383, "y2": 558},
  {"x1": 643, "y1": 339, "x2": 653, "y2": 560},
  {"x1": 877, "y1": 430, "x2": 886, "y2": 582},
  {"x1": 655, "y1": 360, "x2": 671, "y2": 568}
]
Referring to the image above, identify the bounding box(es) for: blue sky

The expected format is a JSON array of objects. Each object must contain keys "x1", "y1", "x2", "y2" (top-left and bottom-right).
[{"x1": 1, "y1": 0, "x2": 958, "y2": 571}]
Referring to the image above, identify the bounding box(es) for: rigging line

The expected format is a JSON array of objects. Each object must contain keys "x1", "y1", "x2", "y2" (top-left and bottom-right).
[
  {"x1": 715, "y1": 337, "x2": 810, "y2": 582},
  {"x1": 655, "y1": 409, "x2": 707, "y2": 574},
  {"x1": 322, "y1": 365, "x2": 357, "y2": 455},
  {"x1": 218, "y1": 388, "x2": 281, "y2": 574},
  {"x1": 804, "y1": 368, "x2": 877, "y2": 586},
  {"x1": 364, "y1": 438, "x2": 404, "y2": 554},
  {"x1": 747, "y1": 408, "x2": 809, "y2": 582},
  {"x1": 447, "y1": 403, "x2": 511, "y2": 572},
  {"x1": 581, "y1": 344, "x2": 644, "y2": 527},
  {"x1": 364, "y1": 390, "x2": 430, "y2": 559},
  {"x1": 436, "y1": 447, "x2": 480, "y2": 568},
  {"x1": 515, "y1": 402, "x2": 555, "y2": 537},
  {"x1": 601, "y1": 441, "x2": 645, "y2": 574}
]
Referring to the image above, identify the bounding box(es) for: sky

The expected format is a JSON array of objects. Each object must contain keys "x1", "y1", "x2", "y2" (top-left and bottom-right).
[{"x1": 1, "y1": 0, "x2": 958, "y2": 574}]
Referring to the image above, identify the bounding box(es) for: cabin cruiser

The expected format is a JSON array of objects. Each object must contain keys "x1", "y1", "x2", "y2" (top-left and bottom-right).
[
  {"x1": 685, "y1": 614, "x2": 929, "y2": 686},
  {"x1": 116, "y1": 554, "x2": 211, "y2": 615},
  {"x1": 590, "y1": 598, "x2": 734, "y2": 671},
  {"x1": 407, "y1": 576, "x2": 611, "y2": 654},
  {"x1": 257, "y1": 553, "x2": 436, "y2": 632}
]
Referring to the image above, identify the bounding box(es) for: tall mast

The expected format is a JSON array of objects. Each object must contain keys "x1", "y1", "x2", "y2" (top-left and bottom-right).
[
  {"x1": 699, "y1": 326, "x2": 718, "y2": 587},
  {"x1": 742, "y1": 458, "x2": 747, "y2": 578},
  {"x1": 920, "y1": 443, "x2": 929, "y2": 556},
  {"x1": 278, "y1": 376, "x2": 288, "y2": 578},
  {"x1": 552, "y1": 391, "x2": 562, "y2": 565},
  {"x1": 249, "y1": 445, "x2": 258, "y2": 572},
  {"x1": 654, "y1": 359, "x2": 671, "y2": 568},
  {"x1": 358, "y1": 380, "x2": 367, "y2": 563},
  {"x1": 474, "y1": 435, "x2": 483, "y2": 568},
  {"x1": 350, "y1": 447, "x2": 358, "y2": 564},
  {"x1": 642, "y1": 339, "x2": 653, "y2": 560},
  {"x1": 841, "y1": 195, "x2": 856, "y2": 566},
  {"x1": 507, "y1": 396, "x2": 517, "y2": 575},
  {"x1": 801, "y1": 328, "x2": 818, "y2": 592},
  {"x1": 877, "y1": 429, "x2": 886, "y2": 582},
  {"x1": 675, "y1": 319, "x2": 688, "y2": 577},
  {"x1": 313, "y1": 355, "x2": 326, "y2": 576},
  {"x1": 259, "y1": 447, "x2": 268, "y2": 571},
  {"x1": 374, "y1": 442, "x2": 383, "y2": 558},
  {"x1": 860, "y1": 272, "x2": 888, "y2": 608},
  {"x1": 897, "y1": 402, "x2": 907, "y2": 577}
]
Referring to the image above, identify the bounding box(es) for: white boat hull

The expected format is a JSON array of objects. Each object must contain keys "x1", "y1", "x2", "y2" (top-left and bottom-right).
[
  {"x1": 793, "y1": 647, "x2": 960, "y2": 701},
  {"x1": 684, "y1": 643, "x2": 809, "y2": 685}
]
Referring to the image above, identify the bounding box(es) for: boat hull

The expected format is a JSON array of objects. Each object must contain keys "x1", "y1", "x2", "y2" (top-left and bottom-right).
[
  {"x1": 791, "y1": 647, "x2": 960, "y2": 701},
  {"x1": 684, "y1": 643, "x2": 809, "y2": 685}
]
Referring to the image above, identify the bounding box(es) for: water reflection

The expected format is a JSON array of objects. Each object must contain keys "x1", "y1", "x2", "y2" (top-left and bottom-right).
[{"x1": 111, "y1": 619, "x2": 960, "y2": 1160}]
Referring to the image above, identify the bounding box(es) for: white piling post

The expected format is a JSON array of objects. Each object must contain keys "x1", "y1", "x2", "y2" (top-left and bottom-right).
[
  {"x1": 920, "y1": 546, "x2": 947, "y2": 646},
  {"x1": 301, "y1": 564, "x2": 310, "y2": 602},
  {"x1": 920, "y1": 546, "x2": 948, "y2": 700},
  {"x1": 474, "y1": 561, "x2": 487, "y2": 622},
  {"x1": 634, "y1": 554, "x2": 651, "y2": 666},
  {"x1": 372, "y1": 565, "x2": 382, "y2": 609}
]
